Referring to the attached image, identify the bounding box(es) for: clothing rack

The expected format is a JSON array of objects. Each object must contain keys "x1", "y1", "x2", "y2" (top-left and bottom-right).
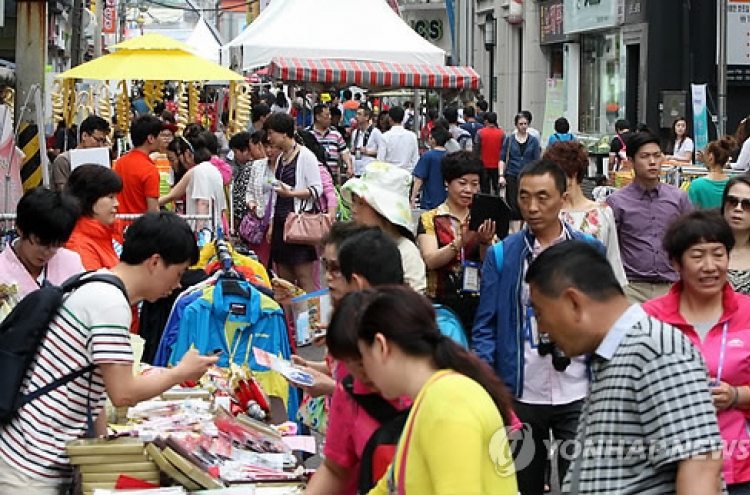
[
  {"x1": 660, "y1": 164, "x2": 739, "y2": 187},
  {"x1": 215, "y1": 236, "x2": 234, "y2": 272}
]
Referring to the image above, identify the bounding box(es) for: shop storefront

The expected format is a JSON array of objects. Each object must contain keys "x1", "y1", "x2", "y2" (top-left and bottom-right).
[
  {"x1": 563, "y1": 0, "x2": 624, "y2": 136},
  {"x1": 539, "y1": 0, "x2": 565, "y2": 79}
]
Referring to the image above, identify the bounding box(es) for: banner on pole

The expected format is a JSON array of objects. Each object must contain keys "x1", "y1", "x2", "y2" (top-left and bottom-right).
[
  {"x1": 542, "y1": 78, "x2": 565, "y2": 148},
  {"x1": 691, "y1": 83, "x2": 709, "y2": 155},
  {"x1": 102, "y1": 0, "x2": 117, "y2": 34}
]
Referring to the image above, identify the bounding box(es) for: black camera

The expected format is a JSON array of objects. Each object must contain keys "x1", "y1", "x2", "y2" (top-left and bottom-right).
[{"x1": 537, "y1": 334, "x2": 571, "y2": 372}]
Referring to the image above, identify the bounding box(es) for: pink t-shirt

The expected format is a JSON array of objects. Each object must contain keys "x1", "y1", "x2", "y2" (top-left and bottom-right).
[{"x1": 323, "y1": 376, "x2": 410, "y2": 495}]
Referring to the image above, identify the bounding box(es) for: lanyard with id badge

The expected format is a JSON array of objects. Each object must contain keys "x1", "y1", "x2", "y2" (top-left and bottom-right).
[
  {"x1": 452, "y1": 218, "x2": 480, "y2": 294},
  {"x1": 523, "y1": 233, "x2": 572, "y2": 370}
]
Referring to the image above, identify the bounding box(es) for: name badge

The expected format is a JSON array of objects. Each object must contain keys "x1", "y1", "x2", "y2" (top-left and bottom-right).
[
  {"x1": 462, "y1": 261, "x2": 480, "y2": 293},
  {"x1": 526, "y1": 305, "x2": 540, "y2": 348}
]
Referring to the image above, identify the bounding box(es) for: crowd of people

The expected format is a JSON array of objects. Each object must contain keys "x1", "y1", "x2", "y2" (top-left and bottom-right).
[{"x1": 3, "y1": 84, "x2": 750, "y2": 495}]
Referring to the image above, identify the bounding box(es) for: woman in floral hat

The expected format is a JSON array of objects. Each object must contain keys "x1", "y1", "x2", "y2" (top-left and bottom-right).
[{"x1": 341, "y1": 162, "x2": 427, "y2": 294}]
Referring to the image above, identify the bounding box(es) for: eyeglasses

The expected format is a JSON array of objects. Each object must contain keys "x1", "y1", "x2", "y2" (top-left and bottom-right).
[
  {"x1": 321, "y1": 257, "x2": 342, "y2": 278},
  {"x1": 726, "y1": 195, "x2": 750, "y2": 211},
  {"x1": 87, "y1": 133, "x2": 108, "y2": 145}
]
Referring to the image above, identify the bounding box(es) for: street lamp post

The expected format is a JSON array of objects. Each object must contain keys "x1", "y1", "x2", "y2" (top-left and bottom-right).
[
  {"x1": 484, "y1": 13, "x2": 496, "y2": 112},
  {"x1": 718, "y1": 0, "x2": 727, "y2": 136}
]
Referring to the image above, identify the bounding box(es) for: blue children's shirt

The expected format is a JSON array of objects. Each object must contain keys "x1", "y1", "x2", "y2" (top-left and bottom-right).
[{"x1": 413, "y1": 148, "x2": 448, "y2": 210}]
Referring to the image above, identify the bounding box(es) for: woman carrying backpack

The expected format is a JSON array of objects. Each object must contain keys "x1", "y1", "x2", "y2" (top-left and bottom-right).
[{"x1": 354, "y1": 286, "x2": 518, "y2": 494}]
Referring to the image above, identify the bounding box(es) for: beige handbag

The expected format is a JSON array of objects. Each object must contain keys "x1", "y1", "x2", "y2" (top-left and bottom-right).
[{"x1": 283, "y1": 188, "x2": 332, "y2": 245}]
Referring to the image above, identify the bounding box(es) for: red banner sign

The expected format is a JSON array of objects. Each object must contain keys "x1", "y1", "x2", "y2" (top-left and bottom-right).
[{"x1": 103, "y1": 0, "x2": 117, "y2": 34}]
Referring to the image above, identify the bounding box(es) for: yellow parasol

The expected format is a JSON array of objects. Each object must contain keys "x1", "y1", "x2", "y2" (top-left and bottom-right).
[
  {"x1": 57, "y1": 49, "x2": 243, "y2": 81},
  {"x1": 58, "y1": 33, "x2": 238, "y2": 81}
]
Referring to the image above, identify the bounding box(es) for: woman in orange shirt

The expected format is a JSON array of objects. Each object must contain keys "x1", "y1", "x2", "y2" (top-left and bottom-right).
[{"x1": 64, "y1": 164, "x2": 123, "y2": 270}]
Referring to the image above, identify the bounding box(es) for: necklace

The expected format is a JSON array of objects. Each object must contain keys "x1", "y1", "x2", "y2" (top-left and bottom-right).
[
  {"x1": 281, "y1": 143, "x2": 298, "y2": 165},
  {"x1": 446, "y1": 201, "x2": 469, "y2": 222}
]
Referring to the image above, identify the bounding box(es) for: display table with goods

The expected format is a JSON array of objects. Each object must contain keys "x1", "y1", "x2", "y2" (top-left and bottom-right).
[{"x1": 66, "y1": 362, "x2": 314, "y2": 495}]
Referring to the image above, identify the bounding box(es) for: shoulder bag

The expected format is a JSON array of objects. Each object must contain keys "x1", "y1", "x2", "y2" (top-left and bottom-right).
[
  {"x1": 283, "y1": 187, "x2": 332, "y2": 245},
  {"x1": 238, "y1": 192, "x2": 273, "y2": 246}
]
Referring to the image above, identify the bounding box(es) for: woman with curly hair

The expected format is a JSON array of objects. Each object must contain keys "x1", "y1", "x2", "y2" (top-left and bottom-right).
[{"x1": 543, "y1": 140, "x2": 627, "y2": 286}]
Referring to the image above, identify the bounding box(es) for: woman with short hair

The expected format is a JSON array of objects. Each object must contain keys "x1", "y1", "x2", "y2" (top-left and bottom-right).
[
  {"x1": 417, "y1": 151, "x2": 495, "y2": 336},
  {"x1": 643, "y1": 209, "x2": 750, "y2": 494},
  {"x1": 64, "y1": 164, "x2": 123, "y2": 270},
  {"x1": 264, "y1": 113, "x2": 322, "y2": 293}
]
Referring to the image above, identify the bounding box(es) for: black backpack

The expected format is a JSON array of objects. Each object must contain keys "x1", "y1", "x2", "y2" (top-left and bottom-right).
[
  {"x1": 0, "y1": 272, "x2": 127, "y2": 424},
  {"x1": 342, "y1": 374, "x2": 411, "y2": 494}
]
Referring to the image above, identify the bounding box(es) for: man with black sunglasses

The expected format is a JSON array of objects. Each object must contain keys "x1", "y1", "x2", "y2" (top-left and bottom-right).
[{"x1": 607, "y1": 132, "x2": 693, "y2": 303}]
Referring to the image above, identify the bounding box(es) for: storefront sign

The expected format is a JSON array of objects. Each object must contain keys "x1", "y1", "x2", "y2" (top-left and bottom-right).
[
  {"x1": 728, "y1": 0, "x2": 750, "y2": 66},
  {"x1": 102, "y1": 0, "x2": 117, "y2": 34},
  {"x1": 728, "y1": 66, "x2": 750, "y2": 85},
  {"x1": 508, "y1": 0, "x2": 524, "y2": 25},
  {"x1": 540, "y1": 0, "x2": 565, "y2": 44},
  {"x1": 623, "y1": 0, "x2": 647, "y2": 24},
  {"x1": 410, "y1": 19, "x2": 444, "y2": 42},
  {"x1": 563, "y1": 0, "x2": 618, "y2": 34}
]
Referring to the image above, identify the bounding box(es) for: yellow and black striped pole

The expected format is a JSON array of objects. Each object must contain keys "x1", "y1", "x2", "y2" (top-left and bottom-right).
[{"x1": 18, "y1": 123, "x2": 41, "y2": 192}]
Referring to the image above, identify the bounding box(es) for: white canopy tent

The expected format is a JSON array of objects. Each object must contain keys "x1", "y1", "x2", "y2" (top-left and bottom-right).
[
  {"x1": 222, "y1": 0, "x2": 446, "y2": 71},
  {"x1": 186, "y1": 16, "x2": 223, "y2": 65}
]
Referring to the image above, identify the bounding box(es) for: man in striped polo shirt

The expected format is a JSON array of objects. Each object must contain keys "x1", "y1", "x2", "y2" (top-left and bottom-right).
[
  {"x1": 526, "y1": 240, "x2": 725, "y2": 495},
  {"x1": 308, "y1": 104, "x2": 353, "y2": 184},
  {"x1": 0, "y1": 212, "x2": 219, "y2": 494}
]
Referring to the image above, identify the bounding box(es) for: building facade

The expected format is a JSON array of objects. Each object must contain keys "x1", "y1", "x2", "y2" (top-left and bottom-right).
[{"x1": 471, "y1": 0, "x2": 745, "y2": 145}]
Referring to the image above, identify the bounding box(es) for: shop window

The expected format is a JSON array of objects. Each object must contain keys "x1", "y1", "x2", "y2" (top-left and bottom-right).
[
  {"x1": 579, "y1": 32, "x2": 625, "y2": 135},
  {"x1": 550, "y1": 45, "x2": 563, "y2": 79}
]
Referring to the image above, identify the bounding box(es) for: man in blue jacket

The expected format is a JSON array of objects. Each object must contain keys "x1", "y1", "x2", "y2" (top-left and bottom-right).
[{"x1": 472, "y1": 159, "x2": 605, "y2": 495}]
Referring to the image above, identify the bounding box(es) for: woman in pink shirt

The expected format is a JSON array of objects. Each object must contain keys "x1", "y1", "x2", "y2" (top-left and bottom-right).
[{"x1": 643, "y1": 209, "x2": 750, "y2": 494}]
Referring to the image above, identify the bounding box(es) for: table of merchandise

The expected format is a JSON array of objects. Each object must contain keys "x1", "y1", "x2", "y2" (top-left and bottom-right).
[{"x1": 67, "y1": 364, "x2": 313, "y2": 495}]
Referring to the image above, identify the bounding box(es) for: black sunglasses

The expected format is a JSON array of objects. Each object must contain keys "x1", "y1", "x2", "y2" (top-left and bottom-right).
[{"x1": 726, "y1": 195, "x2": 750, "y2": 212}]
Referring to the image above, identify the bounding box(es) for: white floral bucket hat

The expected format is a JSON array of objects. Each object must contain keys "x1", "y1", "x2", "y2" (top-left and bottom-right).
[{"x1": 341, "y1": 162, "x2": 413, "y2": 231}]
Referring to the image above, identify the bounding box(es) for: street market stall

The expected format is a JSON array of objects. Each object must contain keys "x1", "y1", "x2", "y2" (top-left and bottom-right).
[
  {"x1": 267, "y1": 57, "x2": 480, "y2": 90},
  {"x1": 53, "y1": 33, "x2": 250, "y2": 138},
  {"x1": 0, "y1": 236, "x2": 314, "y2": 494},
  {"x1": 222, "y1": 0, "x2": 446, "y2": 72}
]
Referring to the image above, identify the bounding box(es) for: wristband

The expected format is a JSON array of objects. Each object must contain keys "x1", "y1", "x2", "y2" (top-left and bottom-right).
[{"x1": 733, "y1": 386, "x2": 741, "y2": 408}]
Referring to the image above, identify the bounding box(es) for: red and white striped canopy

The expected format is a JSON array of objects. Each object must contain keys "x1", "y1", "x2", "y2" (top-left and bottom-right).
[{"x1": 268, "y1": 57, "x2": 481, "y2": 90}]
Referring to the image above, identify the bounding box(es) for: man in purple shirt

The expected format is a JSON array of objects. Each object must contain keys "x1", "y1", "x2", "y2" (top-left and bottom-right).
[{"x1": 607, "y1": 132, "x2": 693, "y2": 303}]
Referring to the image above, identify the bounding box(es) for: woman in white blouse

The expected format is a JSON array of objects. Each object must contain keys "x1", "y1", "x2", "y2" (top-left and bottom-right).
[
  {"x1": 543, "y1": 141, "x2": 628, "y2": 286},
  {"x1": 732, "y1": 117, "x2": 750, "y2": 172},
  {"x1": 666, "y1": 117, "x2": 694, "y2": 163}
]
